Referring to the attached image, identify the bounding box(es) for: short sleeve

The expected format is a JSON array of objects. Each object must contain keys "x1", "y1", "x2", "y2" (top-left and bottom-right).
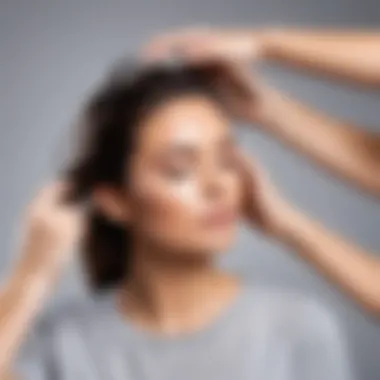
[
  {"x1": 291, "y1": 299, "x2": 354, "y2": 380},
  {"x1": 15, "y1": 317, "x2": 54, "y2": 380}
]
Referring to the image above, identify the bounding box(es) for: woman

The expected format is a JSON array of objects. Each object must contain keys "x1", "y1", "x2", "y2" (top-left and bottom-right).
[
  {"x1": 142, "y1": 27, "x2": 380, "y2": 316},
  {"x1": 0, "y1": 60, "x2": 351, "y2": 380}
]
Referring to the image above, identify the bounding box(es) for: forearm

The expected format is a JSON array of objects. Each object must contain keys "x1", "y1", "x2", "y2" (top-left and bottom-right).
[
  {"x1": 261, "y1": 29, "x2": 380, "y2": 86},
  {"x1": 275, "y1": 208, "x2": 380, "y2": 315},
  {"x1": 251, "y1": 86, "x2": 380, "y2": 195},
  {"x1": 0, "y1": 253, "x2": 57, "y2": 376}
]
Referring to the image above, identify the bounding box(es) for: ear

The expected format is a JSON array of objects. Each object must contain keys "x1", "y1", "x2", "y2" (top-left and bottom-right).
[{"x1": 92, "y1": 186, "x2": 131, "y2": 224}]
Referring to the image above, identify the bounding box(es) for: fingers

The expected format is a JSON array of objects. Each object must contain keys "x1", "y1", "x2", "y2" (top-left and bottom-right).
[
  {"x1": 32, "y1": 179, "x2": 81, "y2": 210},
  {"x1": 231, "y1": 148, "x2": 261, "y2": 219},
  {"x1": 213, "y1": 62, "x2": 258, "y2": 102},
  {"x1": 232, "y1": 148, "x2": 256, "y2": 184},
  {"x1": 142, "y1": 28, "x2": 262, "y2": 108},
  {"x1": 141, "y1": 31, "x2": 191, "y2": 62},
  {"x1": 141, "y1": 26, "x2": 216, "y2": 63},
  {"x1": 232, "y1": 147, "x2": 269, "y2": 188},
  {"x1": 32, "y1": 180, "x2": 69, "y2": 204},
  {"x1": 201, "y1": 61, "x2": 260, "y2": 110}
]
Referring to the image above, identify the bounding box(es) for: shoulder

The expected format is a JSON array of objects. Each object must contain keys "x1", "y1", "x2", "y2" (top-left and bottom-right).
[
  {"x1": 34, "y1": 291, "x2": 116, "y2": 334},
  {"x1": 242, "y1": 285, "x2": 342, "y2": 339},
  {"x1": 18, "y1": 291, "x2": 118, "y2": 366}
]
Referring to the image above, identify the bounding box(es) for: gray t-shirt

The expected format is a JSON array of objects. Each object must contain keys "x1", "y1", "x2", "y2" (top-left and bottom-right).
[{"x1": 16, "y1": 286, "x2": 353, "y2": 380}]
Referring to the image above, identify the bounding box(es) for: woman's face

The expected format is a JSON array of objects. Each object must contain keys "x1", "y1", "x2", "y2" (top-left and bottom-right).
[{"x1": 124, "y1": 94, "x2": 242, "y2": 257}]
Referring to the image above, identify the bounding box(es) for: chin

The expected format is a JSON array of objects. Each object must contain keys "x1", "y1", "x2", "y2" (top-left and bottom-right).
[{"x1": 197, "y1": 229, "x2": 237, "y2": 255}]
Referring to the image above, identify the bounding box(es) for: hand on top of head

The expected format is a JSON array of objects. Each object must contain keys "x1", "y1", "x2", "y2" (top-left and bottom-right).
[
  {"x1": 141, "y1": 27, "x2": 291, "y2": 236},
  {"x1": 141, "y1": 26, "x2": 266, "y2": 64},
  {"x1": 141, "y1": 26, "x2": 270, "y2": 123}
]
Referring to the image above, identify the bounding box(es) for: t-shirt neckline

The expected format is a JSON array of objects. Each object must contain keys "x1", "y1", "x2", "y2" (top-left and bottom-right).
[{"x1": 103, "y1": 283, "x2": 248, "y2": 347}]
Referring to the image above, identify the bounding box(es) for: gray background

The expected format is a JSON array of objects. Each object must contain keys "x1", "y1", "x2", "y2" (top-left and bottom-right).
[{"x1": 1, "y1": 0, "x2": 380, "y2": 379}]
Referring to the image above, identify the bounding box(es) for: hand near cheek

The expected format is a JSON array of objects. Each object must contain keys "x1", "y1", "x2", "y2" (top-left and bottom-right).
[
  {"x1": 19, "y1": 180, "x2": 86, "y2": 276},
  {"x1": 233, "y1": 149, "x2": 295, "y2": 237}
]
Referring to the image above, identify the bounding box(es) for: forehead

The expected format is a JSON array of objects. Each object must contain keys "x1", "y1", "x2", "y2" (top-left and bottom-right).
[{"x1": 135, "y1": 95, "x2": 231, "y2": 153}]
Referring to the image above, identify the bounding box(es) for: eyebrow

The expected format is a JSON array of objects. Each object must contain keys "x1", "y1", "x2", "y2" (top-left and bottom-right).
[{"x1": 157, "y1": 133, "x2": 237, "y2": 160}]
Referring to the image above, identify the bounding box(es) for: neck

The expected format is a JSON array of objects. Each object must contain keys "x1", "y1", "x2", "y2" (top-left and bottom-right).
[{"x1": 118, "y1": 242, "x2": 239, "y2": 335}]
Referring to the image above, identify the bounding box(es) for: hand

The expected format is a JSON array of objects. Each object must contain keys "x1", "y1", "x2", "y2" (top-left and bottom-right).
[
  {"x1": 18, "y1": 181, "x2": 85, "y2": 276},
  {"x1": 142, "y1": 26, "x2": 266, "y2": 63},
  {"x1": 202, "y1": 61, "x2": 272, "y2": 122},
  {"x1": 234, "y1": 149, "x2": 296, "y2": 237},
  {"x1": 143, "y1": 27, "x2": 276, "y2": 125}
]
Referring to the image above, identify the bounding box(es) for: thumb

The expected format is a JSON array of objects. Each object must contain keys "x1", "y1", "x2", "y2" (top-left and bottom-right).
[
  {"x1": 232, "y1": 148, "x2": 262, "y2": 202},
  {"x1": 232, "y1": 148, "x2": 276, "y2": 208},
  {"x1": 232, "y1": 148, "x2": 267, "y2": 188}
]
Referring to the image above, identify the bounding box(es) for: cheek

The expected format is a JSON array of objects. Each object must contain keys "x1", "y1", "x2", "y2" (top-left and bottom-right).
[
  {"x1": 224, "y1": 171, "x2": 243, "y2": 212},
  {"x1": 129, "y1": 174, "x2": 202, "y2": 237},
  {"x1": 127, "y1": 171, "x2": 243, "y2": 253}
]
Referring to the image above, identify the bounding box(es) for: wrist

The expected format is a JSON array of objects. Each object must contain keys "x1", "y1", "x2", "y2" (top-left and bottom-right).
[
  {"x1": 267, "y1": 204, "x2": 306, "y2": 244},
  {"x1": 14, "y1": 260, "x2": 58, "y2": 292},
  {"x1": 232, "y1": 28, "x2": 275, "y2": 61},
  {"x1": 258, "y1": 28, "x2": 285, "y2": 60},
  {"x1": 243, "y1": 83, "x2": 280, "y2": 126},
  {"x1": 6, "y1": 265, "x2": 55, "y2": 310},
  {"x1": 15, "y1": 244, "x2": 64, "y2": 288}
]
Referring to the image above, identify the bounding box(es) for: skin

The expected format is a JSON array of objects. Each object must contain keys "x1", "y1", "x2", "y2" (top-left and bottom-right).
[
  {"x1": 261, "y1": 29, "x2": 380, "y2": 87},
  {"x1": 8, "y1": 26, "x2": 380, "y2": 375},
  {"x1": 103, "y1": 95, "x2": 243, "y2": 333},
  {"x1": 144, "y1": 27, "x2": 380, "y2": 86},
  {"x1": 144, "y1": 27, "x2": 380, "y2": 194},
  {"x1": 142, "y1": 27, "x2": 380, "y2": 316},
  {"x1": 120, "y1": 95, "x2": 241, "y2": 256},
  {"x1": 1, "y1": 93, "x2": 280, "y2": 377}
]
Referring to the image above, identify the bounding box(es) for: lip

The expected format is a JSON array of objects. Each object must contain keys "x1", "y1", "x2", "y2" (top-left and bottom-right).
[{"x1": 202, "y1": 207, "x2": 237, "y2": 228}]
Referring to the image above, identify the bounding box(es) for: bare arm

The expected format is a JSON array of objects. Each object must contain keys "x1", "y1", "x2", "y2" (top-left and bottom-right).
[
  {"x1": 236, "y1": 148, "x2": 380, "y2": 317},
  {"x1": 263, "y1": 29, "x2": 380, "y2": 87},
  {"x1": 250, "y1": 85, "x2": 380, "y2": 196},
  {"x1": 144, "y1": 29, "x2": 380, "y2": 316},
  {"x1": 0, "y1": 256, "x2": 57, "y2": 378},
  {"x1": 0, "y1": 181, "x2": 82, "y2": 378},
  {"x1": 273, "y1": 207, "x2": 380, "y2": 316},
  {"x1": 144, "y1": 27, "x2": 380, "y2": 87},
  {"x1": 142, "y1": 29, "x2": 380, "y2": 194}
]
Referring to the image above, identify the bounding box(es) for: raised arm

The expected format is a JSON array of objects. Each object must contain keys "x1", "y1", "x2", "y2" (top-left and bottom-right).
[
  {"x1": 276, "y1": 207, "x2": 380, "y2": 317},
  {"x1": 144, "y1": 28, "x2": 380, "y2": 196},
  {"x1": 263, "y1": 29, "x2": 380, "y2": 87},
  {"x1": 144, "y1": 27, "x2": 380, "y2": 87},
  {"x1": 0, "y1": 182, "x2": 82, "y2": 378},
  {"x1": 250, "y1": 84, "x2": 380, "y2": 196},
  {"x1": 0, "y1": 260, "x2": 55, "y2": 379},
  {"x1": 144, "y1": 30, "x2": 380, "y2": 317},
  {"x1": 235, "y1": 150, "x2": 380, "y2": 318}
]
